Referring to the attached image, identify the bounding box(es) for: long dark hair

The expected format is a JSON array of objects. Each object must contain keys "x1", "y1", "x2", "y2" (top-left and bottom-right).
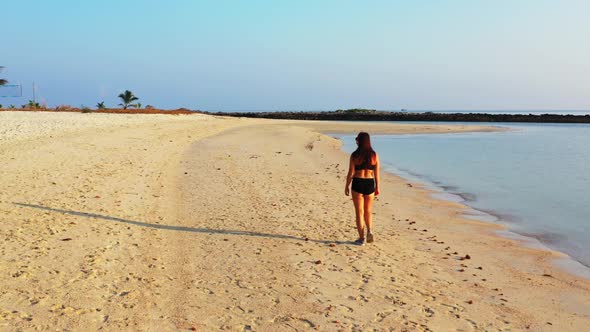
[{"x1": 352, "y1": 132, "x2": 375, "y2": 167}]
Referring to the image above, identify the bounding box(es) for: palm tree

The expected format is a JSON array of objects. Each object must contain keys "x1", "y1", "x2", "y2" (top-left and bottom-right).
[
  {"x1": 118, "y1": 90, "x2": 139, "y2": 109},
  {"x1": 96, "y1": 101, "x2": 106, "y2": 109},
  {"x1": 0, "y1": 66, "x2": 7, "y2": 86}
]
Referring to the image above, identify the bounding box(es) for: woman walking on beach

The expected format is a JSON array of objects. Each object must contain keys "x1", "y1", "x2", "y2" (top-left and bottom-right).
[{"x1": 345, "y1": 132, "x2": 380, "y2": 245}]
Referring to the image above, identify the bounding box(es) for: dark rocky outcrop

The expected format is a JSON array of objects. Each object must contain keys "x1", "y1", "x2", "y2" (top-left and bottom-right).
[{"x1": 208, "y1": 109, "x2": 590, "y2": 123}]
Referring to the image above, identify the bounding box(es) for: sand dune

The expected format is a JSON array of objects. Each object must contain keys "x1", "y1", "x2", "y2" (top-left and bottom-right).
[{"x1": 0, "y1": 112, "x2": 588, "y2": 331}]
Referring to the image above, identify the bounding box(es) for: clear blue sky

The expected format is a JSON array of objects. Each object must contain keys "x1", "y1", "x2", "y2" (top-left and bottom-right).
[{"x1": 2, "y1": 0, "x2": 589, "y2": 110}]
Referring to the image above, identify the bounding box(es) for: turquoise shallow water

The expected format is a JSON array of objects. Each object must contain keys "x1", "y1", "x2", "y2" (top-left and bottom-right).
[{"x1": 338, "y1": 123, "x2": 590, "y2": 271}]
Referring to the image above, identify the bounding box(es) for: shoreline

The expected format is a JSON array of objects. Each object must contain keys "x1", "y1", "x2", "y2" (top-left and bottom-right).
[
  {"x1": 1, "y1": 112, "x2": 588, "y2": 330},
  {"x1": 332, "y1": 129, "x2": 590, "y2": 279},
  {"x1": 239, "y1": 122, "x2": 590, "y2": 329},
  {"x1": 379, "y1": 156, "x2": 590, "y2": 279},
  {"x1": 268, "y1": 120, "x2": 590, "y2": 329}
]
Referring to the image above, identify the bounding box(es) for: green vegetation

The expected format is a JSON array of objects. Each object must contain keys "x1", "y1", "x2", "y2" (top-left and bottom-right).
[
  {"x1": 334, "y1": 108, "x2": 379, "y2": 114},
  {"x1": 81, "y1": 106, "x2": 93, "y2": 113},
  {"x1": 118, "y1": 90, "x2": 139, "y2": 109},
  {"x1": 23, "y1": 100, "x2": 40, "y2": 109},
  {"x1": 96, "y1": 101, "x2": 106, "y2": 109}
]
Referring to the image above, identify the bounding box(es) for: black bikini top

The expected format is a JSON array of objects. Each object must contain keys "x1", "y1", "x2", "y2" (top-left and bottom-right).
[{"x1": 355, "y1": 162, "x2": 376, "y2": 171}]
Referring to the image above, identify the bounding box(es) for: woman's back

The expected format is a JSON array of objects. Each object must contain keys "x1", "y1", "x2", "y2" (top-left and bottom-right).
[{"x1": 352, "y1": 150, "x2": 377, "y2": 179}]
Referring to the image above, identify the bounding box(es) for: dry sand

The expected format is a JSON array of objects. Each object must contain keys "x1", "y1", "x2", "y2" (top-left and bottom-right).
[{"x1": 0, "y1": 112, "x2": 588, "y2": 331}]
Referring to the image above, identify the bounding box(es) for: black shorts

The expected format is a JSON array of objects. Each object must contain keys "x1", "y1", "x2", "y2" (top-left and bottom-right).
[{"x1": 351, "y1": 178, "x2": 375, "y2": 195}]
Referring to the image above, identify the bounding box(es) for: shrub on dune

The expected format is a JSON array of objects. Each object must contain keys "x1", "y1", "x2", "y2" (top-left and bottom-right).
[{"x1": 22, "y1": 100, "x2": 40, "y2": 110}]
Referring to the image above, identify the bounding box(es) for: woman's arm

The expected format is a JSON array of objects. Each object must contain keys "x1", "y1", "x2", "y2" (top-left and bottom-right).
[
  {"x1": 345, "y1": 155, "x2": 354, "y2": 196},
  {"x1": 374, "y1": 153, "x2": 381, "y2": 196}
]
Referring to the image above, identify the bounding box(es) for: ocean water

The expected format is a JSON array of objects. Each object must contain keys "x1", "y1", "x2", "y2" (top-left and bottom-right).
[
  {"x1": 221, "y1": 110, "x2": 590, "y2": 115},
  {"x1": 338, "y1": 123, "x2": 590, "y2": 272},
  {"x1": 401, "y1": 110, "x2": 590, "y2": 115}
]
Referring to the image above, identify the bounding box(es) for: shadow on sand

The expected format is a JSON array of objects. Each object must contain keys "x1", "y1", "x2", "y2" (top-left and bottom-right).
[{"x1": 14, "y1": 202, "x2": 354, "y2": 245}]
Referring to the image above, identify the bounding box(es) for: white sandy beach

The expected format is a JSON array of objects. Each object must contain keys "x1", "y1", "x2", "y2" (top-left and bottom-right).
[{"x1": 0, "y1": 111, "x2": 589, "y2": 331}]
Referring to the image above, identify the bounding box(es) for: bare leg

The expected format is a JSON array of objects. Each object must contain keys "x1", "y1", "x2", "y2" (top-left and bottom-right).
[
  {"x1": 352, "y1": 192, "x2": 364, "y2": 239},
  {"x1": 364, "y1": 194, "x2": 374, "y2": 238}
]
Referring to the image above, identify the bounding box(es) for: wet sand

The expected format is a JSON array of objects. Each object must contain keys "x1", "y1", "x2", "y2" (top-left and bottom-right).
[{"x1": 0, "y1": 112, "x2": 588, "y2": 331}]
